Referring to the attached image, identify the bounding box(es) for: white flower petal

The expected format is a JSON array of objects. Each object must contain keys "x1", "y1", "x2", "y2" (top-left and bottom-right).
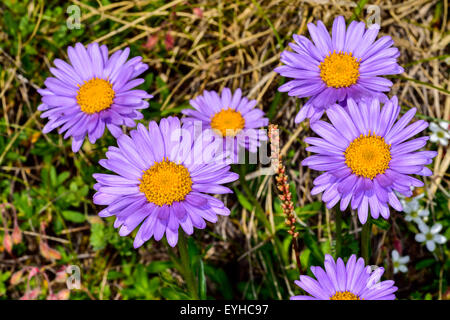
[
  {"x1": 414, "y1": 193, "x2": 425, "y2": 200},
  {"x1": 433, "y1": 234, "x2": 447, "y2": 245},
  {"x1": 415, "y1": 234, "x2": 426, "y2": 242},
  {"x1": 409, "y1": 199, "x2": 420, "y2": 212},
  {"x1": 430, "y1": 223, "x2": 442, "y2": 234},
  {"x1": 438, "y1": 121, "x2": 449, "y2": 131},
  {"x1": 426, "y1": 240, "x2": 436, "y2": 252},
  {"x1": 439, "y1": 138, "x2": 448, "y2": 146},
  {"x1": 418, "y1": 222, "x2": 429, "y2": 234},
  {"x1": 413, "y1": 217, "x2": 424, "y2": 225},
  {"x1": 392, "y1": 250, "x2": 399, "y2": 260},
  {"x1": 429, "y1": 122, "x2": 439, "y2": 132},
  {"x1": 418, "y1": 209, "x2": 429, "y2": 217},
  {"x1": 429, "y1": 134, "x2": 438, "y2": 142},
  {"x1": 399, "y1": 265, "x2": 408, "y2": 273},
  {"x1": 399, "y1": 256, "x2": 410, "y2": 264}
]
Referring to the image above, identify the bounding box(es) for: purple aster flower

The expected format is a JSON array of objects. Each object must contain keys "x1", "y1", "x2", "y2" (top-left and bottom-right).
[
  {"x1": 302, "y1": 96, "x2": 437, "y2": 224},
  {"x1": 274, "y1": 16, "x2": 404, "y2": 123},
  {"x1": 92, "y1": 116, "x2": 238, "y2": 248},
  {"x1": 181, "y1": 88, "x2": 268, "y2": 163},
  {"x1": 38, "y1": 42, "x2": 152, "y2": 152},
  {"x1": 291, "y1": 254, "x2": 397, "y2": 300}
]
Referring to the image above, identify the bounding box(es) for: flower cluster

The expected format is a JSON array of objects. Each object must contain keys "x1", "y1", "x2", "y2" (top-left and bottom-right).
[
  {"x1": 429, "y1": 121, "x2": 449, "y2": 146},
  {"x1": 400, "y1": 193, "x2": 429, "y2": 224},
  {"x1": 37, "y1": 14, "x2": 441, "y2": 301},
  {"x1": 276, "y1": 16, "x2": 437, "y2": 225},
  {"x1": 39, "y1": 43, "x2": 269, "y2": 248},
  {"x1": 399, "y1": 190, "x2": 447, "y2": 252},
  {"x1": 92, "y1": 117, "x2": 239, "y2": 247},
  {"x1": 275, "y1": 16, "x2": 439, "y2": 300}
]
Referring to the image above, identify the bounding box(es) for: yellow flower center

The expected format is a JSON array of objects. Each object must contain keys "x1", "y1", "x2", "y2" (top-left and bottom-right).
[
  {"x1": 344, "y1": 131, "x2": 391, "y2": 180},
  {"x1": 76, "y1": 78, "x2": 115, "y2": 114},
  {"x1": 319, "y1": 51, "x2": 360, "y2": 88},
  {"x1": 139, "y1": 159, "x2": 192, "y2": 207},
  {"x1": 211, "y1": 108, "x2": 245, "y2": 137},
  {"x1": 330, "y1": 291, "x2": 361, "y2": 300}
]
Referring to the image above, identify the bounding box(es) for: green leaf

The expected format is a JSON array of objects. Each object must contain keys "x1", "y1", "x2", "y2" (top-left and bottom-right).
[
  {"x1": 415, "y1": 259, "x2": 435, "y2": 270},
  {"x1": 90, "y1": 223, "x2": 106, "y2": 250},
  {"x1": 50, "y1": 166, "x2": 57, "y2": 188},
  {"x1": 3, "y1": 11, "x2": 18, "y2": 37},
  {"x1": 197, "y1": 259, "x2": 206, "y2": 300},
  {"x1": 234, "y1": 188, "x2": 253, "y2": 212},
  {"x1": 300, "y1": 248, "x2": 310, "y2": 270},
  {"x1": 156, "y1": 76, "x2": 169, "y2": 100},
  {"x1": 161, "y1": 287, "x2": 190, "y2": 300},
  {"x1": 267, "y1": 83, "x2": 283, "y2": 120},
  {"x1": 298, "y1": 201, "x2": 322, "y2": 215},
  {"x1": 370, "y1": 217, "x2": 391, "y2": 230},
  {"x1": 148, "y1": 277, "x2": 161, "y2": 296},
  {"x1": 107, "y1": 271, "x2": 123, "y2": 280},
  {"x1": 303, "y1": 231, "x2": 324, "y2": 264},
  {"x1": 204, "y1": 266, "x2": 233, "y2": 299},
  {"x1": 147, "y1": 261, "x2": 174, "y2": 273},
  {"x1": 62, "y1": 210, "x2": 85, "y2": 223},
  {"x1": 161, "y1": 104, "x2": 191, "y2": 116},
  {"x1": 57, "y1": 172, "x2": 70, "y2": 185}
]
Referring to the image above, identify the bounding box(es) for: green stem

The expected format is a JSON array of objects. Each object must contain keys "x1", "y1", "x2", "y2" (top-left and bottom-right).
[
  {"x1": 361, "y1": 221, "x2": 371, "y2": 264},
  {"x1": 236, "y1": 165, "x2": 287, "y2": 267},
  {"x1": 388, "y1": 75, "x2": 450, "y2": 95},
  {"x1": 335, "y1": 209, "x2": 343, "y2": 258},
  {"x1": 177, "y1": 231, "x2": 199, "y2": 299},
  {"x1": 349, "y1": 0, "x2": 370, "y2": 21},
  {"x1": 237, "y1": 165, "x2": 271, "y2": 231}
]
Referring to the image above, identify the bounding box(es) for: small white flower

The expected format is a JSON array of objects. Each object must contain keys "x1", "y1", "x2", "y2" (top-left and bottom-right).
[
  {"x1": 401, "y1": 197, "x2": 429, "y2": 224},
  {"x1": 415, "y1": 222, "x2": 447, "y2": 252},
  {"x1": 391, "y1": 250, "x2": 409, "y2": 274},
  {"x1": 429, "y1": 121, "x2": 450, "y2": 146}
]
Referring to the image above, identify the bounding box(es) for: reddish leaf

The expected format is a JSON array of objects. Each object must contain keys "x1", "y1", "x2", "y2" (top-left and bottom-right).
[
  {"x1": 12, "y1": 224, "x2": 22, "y2": 244},
  {"x1": 54, "y1": 268, "x2": 67, "y2": 283},
  {"x1": 10, "y1": 270, "x2": 24, "y2": 286},
  {"x1": 193, "y1": 7, "x2": 203, "y2": 18},
  {"x1": 20, "y1": 288, "x2": 40, "y2": 300},
  {"x1": 39, "y1": 241, "x2": 61, "y2": 261},
  {"x1": 56, "y1": 289, "x2": 70, "y2": 300},
  {"x1": 28, "y1": 267, "x2": 40, "y2": 279},
  {"x1": 143, "y1": 35, "x2": 158, "y2": 50},
  {"x1": 3, "y1": 233, "x2": 12, "y2": 254},
  {"x1": 164, "y1": 32, "x2": 174, "y2": 50},
  {"x1": 393, "y1": 238, "x2": 402, "y2": 254}
]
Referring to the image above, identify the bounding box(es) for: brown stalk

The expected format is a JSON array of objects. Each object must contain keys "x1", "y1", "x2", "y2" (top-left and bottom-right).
[{"x1": 269, "y1": 124, "x2": 302, "y2": 274}]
